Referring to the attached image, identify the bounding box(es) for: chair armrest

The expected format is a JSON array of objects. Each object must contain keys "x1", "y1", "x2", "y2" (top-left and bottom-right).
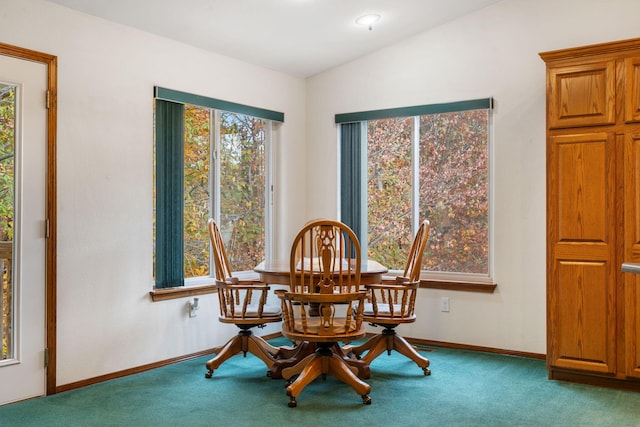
[
  {"x1": 366, "y1": 278, "x2": 419, "y2": 291},
  {"x1": 282, "y1": 291, "x2": 366, "y2": 304},
  {"x1": 380, "y1": 275, "x2": 416, "y2": 284}
]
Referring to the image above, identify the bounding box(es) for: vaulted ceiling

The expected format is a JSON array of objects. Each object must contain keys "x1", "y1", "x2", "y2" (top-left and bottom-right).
[{"x1": 45, "y1": 0, "x2": 501, "y2": 77}]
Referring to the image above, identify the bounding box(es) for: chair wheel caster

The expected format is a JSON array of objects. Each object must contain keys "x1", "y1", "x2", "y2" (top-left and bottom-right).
[
  {"x1": 423, "y1": 367, "x2": 431, "y2": 376},
  {"x1": 362, "y1": 395, "x2": 372, "y2": 405},
  {"x1": 288, "y1": 398, "x2": 297, "y2": 407},
  {"x1": 205, "y1": 370, "x2": 213, "y2": 378}
]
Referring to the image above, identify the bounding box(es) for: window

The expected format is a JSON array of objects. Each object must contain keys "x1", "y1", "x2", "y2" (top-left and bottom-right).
[
  {"x1": 0, "y1": 83, "x2": 15, "y2": 360},
  {"x1": 153, "y1": 87, "x2": 283, "y2": 290},
  {"x1": 338, "y1": 98, "x2": 493, "y2": 287}
]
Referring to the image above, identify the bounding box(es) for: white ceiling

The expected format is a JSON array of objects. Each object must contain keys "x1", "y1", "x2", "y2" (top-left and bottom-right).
[{"x1": 45, "y1": 0, "x2": 501, "y2": 77}]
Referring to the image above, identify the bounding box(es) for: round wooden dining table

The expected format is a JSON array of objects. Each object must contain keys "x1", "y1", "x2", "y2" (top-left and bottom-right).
[{"x1": 253, "y1": 258, "x2": 388, "y2": 285}]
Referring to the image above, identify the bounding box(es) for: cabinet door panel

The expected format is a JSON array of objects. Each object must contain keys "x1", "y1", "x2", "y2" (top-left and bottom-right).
[
  {"x1": 556, "y1": 137, "x2": 607, "y2": 241},
  {"x1": 548, "y1": 132, "x2": 617, "y2": 374},
  {"x1": 625, "y1": 57, "x2": 640, "y2": 123},
  {"x1": 624, "y1": 132, "x2": 640, "y2": 378},
  {"x1": 551, "y1": 261, "x2": 614, "y2": 373},
  {"x1": 548, "y1": 61, "x2": 615, "y2": 129},
  {"x1": 551, "y1": 133, "x2": 612, "y2": 243}
]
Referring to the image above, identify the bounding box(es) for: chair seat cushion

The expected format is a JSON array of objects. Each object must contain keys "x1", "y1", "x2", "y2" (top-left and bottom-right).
[
  {"x1": 362, "y1": 303, "x2": 415, "y2": 320},
  {"x1": 233, "y1": 271, "x2": 263, "y2": 282},
  {"x1": 232, "y1": 303, "x2": 282, "y2": 318}
]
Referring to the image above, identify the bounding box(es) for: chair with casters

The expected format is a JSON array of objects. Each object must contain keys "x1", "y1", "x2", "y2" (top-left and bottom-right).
[
  {"x1": 277, "y1": 219, "x2": 371, "y2": 407},
  {"x1": 344, "y1": 219, "x2": 431, "y2": 376},
  {"x1": 204, "y1": 219, "x2": 282, "y2": 378}
]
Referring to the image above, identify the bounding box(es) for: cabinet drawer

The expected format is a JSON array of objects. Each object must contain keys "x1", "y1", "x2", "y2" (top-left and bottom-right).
[
  {"x1": 548, "y1": 61, "x2": 615, "y2": 129},
  {"x1": 625, "y1": 57, "x2": 640, "y2": 123}
]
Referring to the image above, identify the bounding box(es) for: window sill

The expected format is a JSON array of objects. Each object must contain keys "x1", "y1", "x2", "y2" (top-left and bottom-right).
[
  {"x1": 149, "y1": 277, "x2": 497, "y2": 301},
  {"x1": 419, "y1": 279, "x2": 497, "y2": 293},
  {"x1": 149, "y1": 283, "x2": 217, "y2": 302}
]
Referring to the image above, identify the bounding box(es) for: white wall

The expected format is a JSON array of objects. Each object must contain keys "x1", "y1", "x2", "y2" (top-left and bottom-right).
[
  {"x1": 307, "y1": 0, "x2": 640, "y2": 353},
  {"x1": 0, "y1": 0, "x2": 307, "y2": 386},
  {"x1": 306, "y1": 0, "x2": 640, "y2": 354}
]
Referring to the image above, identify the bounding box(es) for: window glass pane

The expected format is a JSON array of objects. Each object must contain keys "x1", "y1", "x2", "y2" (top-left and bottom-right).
[
  {"x1": 154, "y1": 95, "x2": 273, "y2": 287},
  {"x1": 418, "y1": 110, "x2": 489, "y2": 274},
  {"x1": 183, "y1": 104, "x2": 211, "y2": 278},
  {"x1": 367, "y1": 117, "x2": 413, "y2": 270},
  {"x1": 0, "y1": 84, "x2": 15, "y2": 360},
  {"x1": 219, "y1": 112, "x2": 265, "y2": 271}
]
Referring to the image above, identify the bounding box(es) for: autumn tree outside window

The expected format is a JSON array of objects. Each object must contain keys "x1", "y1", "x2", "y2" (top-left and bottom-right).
[{"x1": 337, "y1": 98, "x2": 494, "y2": 286}]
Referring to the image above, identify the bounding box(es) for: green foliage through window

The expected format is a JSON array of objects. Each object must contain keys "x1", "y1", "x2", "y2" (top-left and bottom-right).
[
  {"x1": 0, "y1": 83, "x2": 15, "y2": 360},
  {"x1": 182, "y1": 106, "x2": 267, "y2": 278}
]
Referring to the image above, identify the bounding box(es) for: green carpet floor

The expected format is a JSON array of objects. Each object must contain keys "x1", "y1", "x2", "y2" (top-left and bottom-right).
[{"x1": 2, "y1": 341, "x2": 640, "y2": 426}]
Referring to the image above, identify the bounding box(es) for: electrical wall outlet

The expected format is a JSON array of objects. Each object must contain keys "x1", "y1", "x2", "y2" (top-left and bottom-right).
[
  {"x1": 188, "y1": 297, "x2": 200, "y2": 317},
  {"x1": 441, "y1": 297, "x2": 450, "y2": 312}
]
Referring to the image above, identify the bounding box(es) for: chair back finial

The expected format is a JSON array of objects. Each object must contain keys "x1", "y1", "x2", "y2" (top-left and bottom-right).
[
  {"x1": 289, "y1": 219, "x2": 361, "y2": 294},
  {"x1": 403, "y1": 220, "x2": 430, "y2": 282},
  {"x1": 208, "y1": 218, "x2": 233, "y2": 280}
]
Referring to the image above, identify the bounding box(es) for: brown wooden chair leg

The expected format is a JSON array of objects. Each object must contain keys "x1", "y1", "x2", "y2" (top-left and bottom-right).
[
  {"x1": 285, "y1": 355, "x2": 323, "y2": 407},
  {"x1": 246, "y1": 335, "x2": 278, "y2": 370},
  {"x1": 328, "y1": 353, "x2": 371, "y2": 404},
  {"x1": 250, "y1": 334, "x2": 282, "y2": 356},
  {"x1": 343, "y1": 333, "x2": 381, "y2": 358},
  {"x1": 269, "y1": 341, "x2": 317, "y2": 379},
  {"x1": 392, "y1": 334, "x2": 431, "y2": 375},
  {"x1": 354, "y1": 328, "x2": 431, "y2": 375},
  {"x1": 285, "y1": 349, "x2": 372, "y2": 407},
  {"x1": 205, "y1": 330, "x2": 279, "y2": 378},
  {"x1": 281, "y1": 353, "x2": 316, "y2": 382},
  {"x1": 205, "y1": 335, "x2": 243, "y2": 378},
  {"x1": 359, "y1": 332, "x2": 392, "y2": 366},
  {"x1": 333, "y1": 343, "x2": 371, "y2": 379}
]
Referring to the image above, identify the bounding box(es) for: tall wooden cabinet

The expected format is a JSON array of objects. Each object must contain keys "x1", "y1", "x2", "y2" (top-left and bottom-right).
[{"x1": 541, "y1": 38, "x2": 640, "y2": 389}]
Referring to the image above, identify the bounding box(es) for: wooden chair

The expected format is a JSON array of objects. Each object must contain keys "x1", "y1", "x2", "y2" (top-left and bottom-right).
[
  {"x1": 344, "y1": 220, "x2": 431, "y2": 375},
  {"x1": 277, "y1": 219, "x2": 371, "y2": 407},
  {"x1": 204, "y1": 219, "x2": 282, "y2": 378}
]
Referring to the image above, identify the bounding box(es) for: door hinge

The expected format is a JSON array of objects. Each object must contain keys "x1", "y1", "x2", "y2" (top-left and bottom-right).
[
  {"x1": 44, "y1": 348, "x2": 49, "y2": 368},
  {"x1": 45, "y1": 219, "x2": 50, "y2": 239},
  {"x1": 45, "y1": 90, "x2": 50, "y2": 109}
]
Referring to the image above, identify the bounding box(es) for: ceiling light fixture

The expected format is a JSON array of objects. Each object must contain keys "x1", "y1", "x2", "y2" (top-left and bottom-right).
[{"x1": 356, "y1": 14, "x2": 381, "y2": 31}]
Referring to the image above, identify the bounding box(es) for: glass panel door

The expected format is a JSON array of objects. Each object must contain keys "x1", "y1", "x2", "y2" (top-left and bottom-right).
[
  {"x1": 0, "y1": 53, "x2": 47, "y2": 405},
  {"x1": 0, "y1": 83, "x2": 15, "y2": 362}
]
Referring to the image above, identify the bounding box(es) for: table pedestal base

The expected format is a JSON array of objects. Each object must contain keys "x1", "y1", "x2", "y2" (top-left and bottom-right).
[{"x1": 269, "y1": 341, "x2": 370, "y2": 380}]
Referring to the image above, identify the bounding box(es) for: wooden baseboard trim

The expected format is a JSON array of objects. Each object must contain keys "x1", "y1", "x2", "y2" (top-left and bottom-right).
[
  {"x1": 56, "y1": 332, "x2": 284, "y2": 394},
  {"x1": 55, "y1": 348, "x2": 217, "y2": 394},
  {"x1": 408, "y1": 338, "x2": 546, "y2": 360},
  {"x1": 54, "y1": 333, "x2": 543, "y2": 394}
]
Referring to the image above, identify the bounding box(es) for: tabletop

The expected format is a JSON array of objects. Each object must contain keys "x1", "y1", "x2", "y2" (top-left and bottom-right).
[{"x1": 254, "y1": 259, "x2": 388, "y2": 285}]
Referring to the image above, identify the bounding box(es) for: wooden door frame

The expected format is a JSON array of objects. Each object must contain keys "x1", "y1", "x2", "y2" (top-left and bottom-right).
[{"x1": 0, "y1": 42, "x2": 57, "y2": 395}]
